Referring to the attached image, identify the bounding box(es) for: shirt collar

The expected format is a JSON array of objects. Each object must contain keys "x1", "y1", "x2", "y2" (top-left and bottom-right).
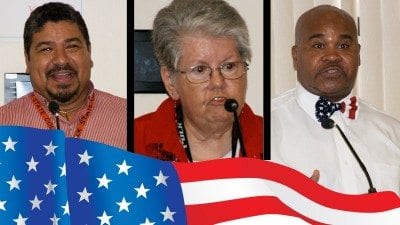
[{"x1": 295, "y1": 82, "x2": 356, "y2": 121}]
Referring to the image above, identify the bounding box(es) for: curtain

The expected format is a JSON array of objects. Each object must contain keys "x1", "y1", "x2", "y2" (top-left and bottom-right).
[{"x1": 271, "y1": 0, "x2": 400, "y2": 120}]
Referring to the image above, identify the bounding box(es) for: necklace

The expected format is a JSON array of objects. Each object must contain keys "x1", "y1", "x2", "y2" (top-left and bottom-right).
[
  {"x1": 175, "y1": 102, "x2": 238, "y2": 162},
  {"x1": 59, "y1": 104, "x2": 84, "y2": 121},
  {"x1": 30, "y1": 92, "x2": 95, "y2": 138}
]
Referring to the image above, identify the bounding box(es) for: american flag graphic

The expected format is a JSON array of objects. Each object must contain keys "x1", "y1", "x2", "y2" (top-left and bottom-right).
[
  {"x1": 1, "y1": 126, "x2": 399, "y2": 225},
  {"x1": 0, "y1": 126, "x2": 186, "y2": 225},
  {"x1": 0, "y1": 126, "x2": 70, "y2": 225}
]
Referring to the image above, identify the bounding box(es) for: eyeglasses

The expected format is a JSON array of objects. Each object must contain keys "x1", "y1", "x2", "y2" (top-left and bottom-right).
[{"x1": 178, "y1": 61, "x2": 249, "y2": 84}]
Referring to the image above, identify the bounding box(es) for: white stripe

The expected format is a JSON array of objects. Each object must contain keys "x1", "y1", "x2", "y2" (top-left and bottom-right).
[
  {"x1": 215, "y1": 214, "x2": 311, "y2": 225},
  {"x1": 181, "y1": 178, "x2": 400, "y2": 225},
  {"x1": 182, "y1": 178, "x2": 274, "y2": 204}
]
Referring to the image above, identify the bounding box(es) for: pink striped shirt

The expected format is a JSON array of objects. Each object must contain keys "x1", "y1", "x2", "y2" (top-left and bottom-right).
[{"x1": 0, "y1": 85, "x2": 127, "y2": 150}]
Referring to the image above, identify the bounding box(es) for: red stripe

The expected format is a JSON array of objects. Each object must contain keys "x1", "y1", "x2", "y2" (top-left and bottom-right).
[
  {"x1": 340, "y1": 102, "x2": 346, "y2": 113},
  {"x1": 174, "y1": 158, "x2": 400, "y2": 212},
  {"x1": 348, "y1": 96, "x2": 358, "y2": 119},
  {"x1": 186, "y1": 196, "x2": 327, "y2": 225}
]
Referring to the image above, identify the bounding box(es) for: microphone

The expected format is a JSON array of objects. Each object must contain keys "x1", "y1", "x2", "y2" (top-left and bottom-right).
[
  {"x1": 321, "y1": 117, "x2": 335, "y2": 129},
  {"x1": 225, "y1": 99, "x2": 239, "y2": 112},
  {"x1": 48, "y1": 101, "x2": 60, "y2": 130},
  {"x1": 224, "y1": 99, "x2": 246, "y2": 157},
  {"x1": 320, "y1": 118, "x2": 377, "y2": 193}
]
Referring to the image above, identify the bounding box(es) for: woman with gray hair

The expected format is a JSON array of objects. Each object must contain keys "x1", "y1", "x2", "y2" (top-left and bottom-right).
[{"x1": 134, "y1": 0, "x2": 263, "y2": 162}]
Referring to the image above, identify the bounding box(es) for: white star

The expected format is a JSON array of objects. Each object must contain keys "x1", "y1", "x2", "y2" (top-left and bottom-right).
[
  {"x1": 77, "y1": 187, "x2": 92, "y2": 202},
  {"x1": 117, "y1": 160, "x2": 132, "y2": 175},
  {"x1": 161, "y1": 206, "x2": 176, "y2": 222},
  {"x1": 0, "y1": 200, "x2": 6, "y2": 211},
  {"x1": 116, "y1": 197, "x2": 132, "y2": 212},
  {"x1": 26, "y1": 157, "x2": 39, "y2": 172},
  {"x1": 153, "y1": 170, "x2": 169, "y2": 186},
  {"x1": 97, "y1": 174, "x2": 112, "y2": 189},
  {"x1": 13, "y1": 214, "x2": 28, "y2": 225},
  {"x1": 61, "y1": 201, "x2": 70, "y2": 215},
  {"x1": 44, "y1": 180, "x2": 57, "y2": 195},
  {"x1": 43, "y1": 141, "x2": 58, "y2": 156},
  {"x1": 7, "y1": 175, "x2": 21, "y2": 191},
  {"x1": 59, "y1": 163, "x2": 66, "y2": 177},
  {"x1": 50, "y1": 213, "x2": 60, "y2": 225},
  {"x1": 134, "y1": 183, "x2": 150, "y2": 198},
  {"x1": 140, "y1": 218, "x2": 155, "y2": 225},
  {"x1": 78, "y1": 150, "x2": 93, "y2": 165},
  {"x1": 97, "y1": 211, "x2": 112, "y2": 225},
  {"x1": 30, "y1": 195, "x2": 42, "y2": 210},
  {"x1": 3, "y1": 136, "x2": 17, "y2": 152}
]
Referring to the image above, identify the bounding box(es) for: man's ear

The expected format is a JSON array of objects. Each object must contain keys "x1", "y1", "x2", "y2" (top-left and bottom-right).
[
  {"x1": 292, "y1": 45, "x2": 298, "y2": 71},
  {"x1": 160, "y1": 66, "x2": 179, "y2": 100},
  {"x1": 24, "y1": 52, "x2": 30, "y2": 74},
  {"x1": 358, "y1": 44, "x2": 361, "y2": 66}
]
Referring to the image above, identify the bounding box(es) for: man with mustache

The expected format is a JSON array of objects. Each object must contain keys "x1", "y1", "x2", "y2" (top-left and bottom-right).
[
  {"x1": 271, "y1": 5, "x2": 400, "y2": 194},
  {"x1": 0, "y1": 2, "x2": 127, "y2": 149}
]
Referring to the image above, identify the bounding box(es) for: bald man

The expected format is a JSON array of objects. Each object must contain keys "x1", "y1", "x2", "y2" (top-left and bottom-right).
[{"x1": 271, "y1": 5, "x2": 400, "y2": 195}]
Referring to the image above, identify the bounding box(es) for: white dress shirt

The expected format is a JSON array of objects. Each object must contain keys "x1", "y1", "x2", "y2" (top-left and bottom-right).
[{"x1": 271, "y1": 83, "x2": 400, "y2": 194}]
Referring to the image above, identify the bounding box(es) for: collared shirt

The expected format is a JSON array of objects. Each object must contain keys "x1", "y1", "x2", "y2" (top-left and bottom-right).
[
  {"x1": 271, "y1": 83, "x2": 400, "y2": 194},
  {"x1": 0, "y1": 83, "x2": 127, "y2": 150}
]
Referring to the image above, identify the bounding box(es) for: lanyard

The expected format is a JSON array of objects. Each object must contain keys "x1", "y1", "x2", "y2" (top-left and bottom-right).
[
  {"x1": 30, "y1": 92, "x2": 95, "y2": 138},
  {"x1": 175, "y1": 103, "x2": 238, "y2": 162}
]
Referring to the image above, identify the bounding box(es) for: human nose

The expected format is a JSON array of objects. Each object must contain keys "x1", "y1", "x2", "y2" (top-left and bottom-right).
[
  {"x1": 52, "y1": 47, "x2": 68, "y2": 64},
  {"x1": 208, "y1": 67, "x2": 225, "y2": 86},
  {"x1": 321, "y1": 48, "x2": 342, "y2": 63}
]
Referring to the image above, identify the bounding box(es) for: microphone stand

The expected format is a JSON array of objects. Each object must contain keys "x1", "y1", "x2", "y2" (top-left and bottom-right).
[
  {"x1": 334, "y1": 124, "x2": 376, "y2": 193},
  {"x1": 55, "y1": 113, "x2": 60, "y2": 130},
  {"x1": 225, "y1": 99, "x2": 247, "y2": 157},
  {"x1": 48, "y1": 101, "x2": 60, "y2": 130},
  {"x1": 233, "y1": 110, "x2": 247, "y2": 157},
  {"x1": 321, "y1": 118, "x2": 377, "y2": 193}
]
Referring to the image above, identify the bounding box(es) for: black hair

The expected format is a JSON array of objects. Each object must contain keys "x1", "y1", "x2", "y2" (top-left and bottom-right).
[{"x1": 24, "y1": 2, "x2": 91, "y2": 57}]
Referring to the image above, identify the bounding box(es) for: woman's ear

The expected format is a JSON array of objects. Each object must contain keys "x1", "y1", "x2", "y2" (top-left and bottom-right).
[{"x1": 160, "y1": 66, "x2": 179, "y2": 100}]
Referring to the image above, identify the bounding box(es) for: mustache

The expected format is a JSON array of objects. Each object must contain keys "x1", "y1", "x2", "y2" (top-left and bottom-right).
[
  {"x1": 317, "y1": 64, "x2": 345, "y2": 75},
  {"x1": 46, "y1": 64, "x2": 77, "y2": 77}
]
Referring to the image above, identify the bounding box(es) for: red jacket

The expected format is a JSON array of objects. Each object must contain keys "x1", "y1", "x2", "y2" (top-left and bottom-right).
[{"x1": 134, "y1": 98, "x2": 263, "y2": 162}]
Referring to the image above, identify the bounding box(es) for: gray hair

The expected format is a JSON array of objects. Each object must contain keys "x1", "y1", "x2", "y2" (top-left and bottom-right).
[{"x1": 152, "y1": 0, "x2": 251, "y2": 72}]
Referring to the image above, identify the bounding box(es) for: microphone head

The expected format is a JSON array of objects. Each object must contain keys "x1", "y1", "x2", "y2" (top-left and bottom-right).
[
  {"x1": 224, "y1": 99, "x2": 238, "y2": 112},
  {"x1": 321, "y1": 118, "x2": 335, "y2": 129},
  {"x1": 48, "y1": 101, "x2": 60, "y2": 115}
]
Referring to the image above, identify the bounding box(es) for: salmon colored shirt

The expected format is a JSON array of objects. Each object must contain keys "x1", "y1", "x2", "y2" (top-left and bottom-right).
[
  {"x1": 0, "y1": 83, "x2": 127, "y2": 149},
  {"x1": 134, "y1": 98, "x2": 263, "y2": 162}
]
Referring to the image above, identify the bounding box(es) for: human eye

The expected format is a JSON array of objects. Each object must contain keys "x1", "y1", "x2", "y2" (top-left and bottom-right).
[
  {"x1": 66, "y1": 42, "x2": 82, "y2": 52},
  {"x1": 190, "y1": 65, "x2": 209, "y2": 76},
  {"x1": 338, "y1": 43, "x2": 350, "y2": 49},
  {"x1": 67, "y1": 44, "x2": 79, "y2": 49},
  {"x1": 222, "y1": 62, "x2": 238, "y2": 71},
  {"x1": 312, "y1": 43, "x2": 324, "y2": 49},
  {"x1": 37, "y1": 46, "x2": 52, "y2": 53}
]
